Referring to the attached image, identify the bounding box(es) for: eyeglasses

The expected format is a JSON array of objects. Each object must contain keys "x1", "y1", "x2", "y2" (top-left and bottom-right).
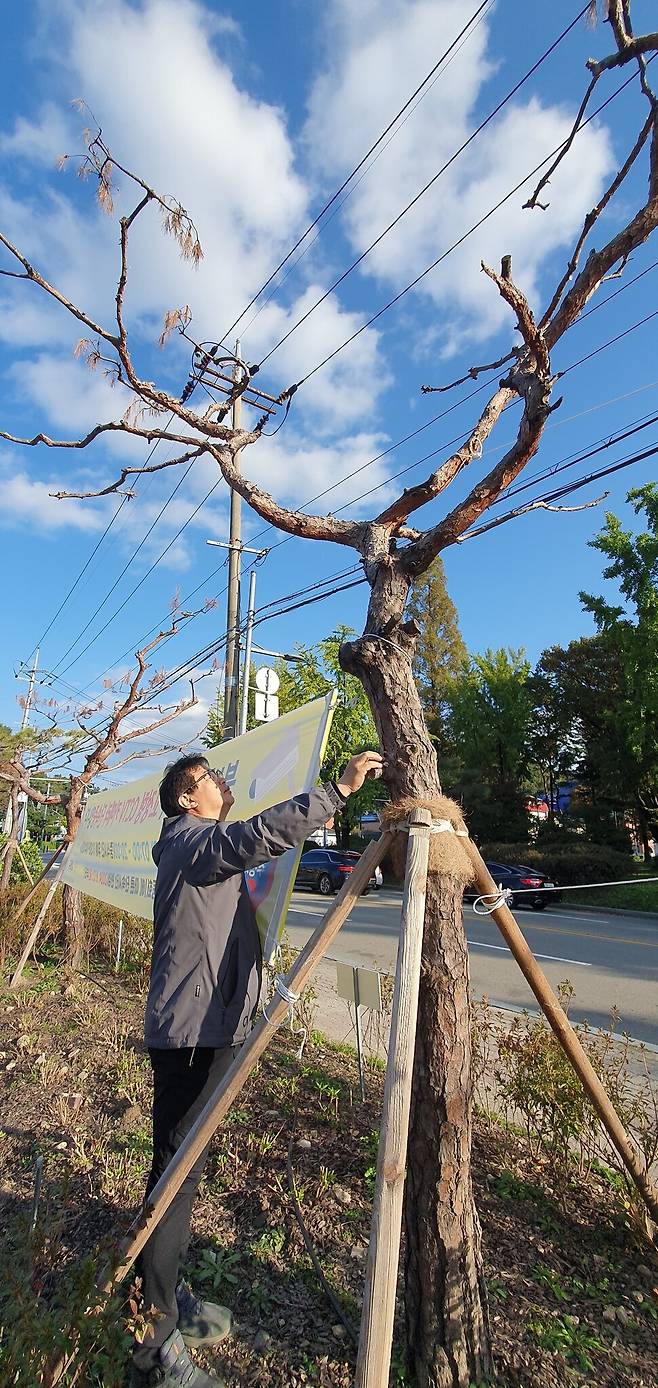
[{"x1": 192, "y1": 768, "x2": 223, "y2": 789}]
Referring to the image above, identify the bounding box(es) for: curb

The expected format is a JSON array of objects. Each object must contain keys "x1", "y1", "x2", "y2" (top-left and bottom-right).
[{"x1": 553, "y1": 903, "x2": 658, "y2": 921}]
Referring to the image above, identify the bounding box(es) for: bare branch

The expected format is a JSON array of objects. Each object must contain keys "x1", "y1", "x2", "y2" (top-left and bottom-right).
[
  {"x1": 420, "y1": 348, "x2": 517, "y2": 395},
  {"x1": 457, "y1": 491, "x2": 608, "y2": 544},
  {"x1": 204, "y1": 442, "x2": 364, "y2": 549},
  {"x1": 403, "y1": 262, "x2": 554, "y2": 572},
  {"x1": 0, "y1": 420, "x2": 201, "y2": 451},
  {"x1": 116, "y1": 191, "x2": 151, "y2": 356},
  {"x1": 539, "y1": 109, "x2": 654, "y2": 327},
  {"x1": 51, "y1": 446, "x2": 203, "y2": 499},
  {"x1": 587, "y1": 32, "x2": 658, "y2": 77},
  {"x1": 524, "y1": 73, "x2": 599, "y2": 211},
  {"x1": 0, "y1": 230, "x2": 120, "y2": 348},
  {"x1": 375, "y1": 387, "x2": 513, "y2": 529}
]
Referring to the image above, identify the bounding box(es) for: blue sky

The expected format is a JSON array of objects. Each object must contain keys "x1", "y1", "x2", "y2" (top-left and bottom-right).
[{"x1": 1, "y1": 0, "x2": 657, "y2": 768}]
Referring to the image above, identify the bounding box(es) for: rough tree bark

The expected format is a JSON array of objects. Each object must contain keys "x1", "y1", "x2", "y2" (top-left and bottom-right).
[
  {"x1": 61, "y1": 782, "x2": 86, "y2": 969},
  {"x1": 1, "y1": 9, "x2": 656, "y2": 1382},
  {"x1": 342, "y1": 562, "x2": 490, "y2": 1386}
]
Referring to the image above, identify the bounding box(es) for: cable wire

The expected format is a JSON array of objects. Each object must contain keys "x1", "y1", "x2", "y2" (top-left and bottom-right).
[
  {"x1": 279, "y1": 59, "x2": 646, "y2": 387},
  {"x1": 217, "y1": 0, "x2": 494, "y2": 349},
  {"x1": 256, "y1": 3, "x2": 592, "y2": 370}
]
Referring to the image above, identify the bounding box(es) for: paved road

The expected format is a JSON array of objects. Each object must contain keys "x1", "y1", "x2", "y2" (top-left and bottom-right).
[{"x1": 286, "y1": 888, "x2": 658, "y2": 1047}]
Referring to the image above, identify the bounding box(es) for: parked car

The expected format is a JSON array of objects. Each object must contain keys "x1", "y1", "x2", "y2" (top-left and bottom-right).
[
  {"x1": 465, "y1": 860, "x2": 561, "y2": 911},
  {"x1": 294, "y1": 848, "x2": 378, "y2": 895}
]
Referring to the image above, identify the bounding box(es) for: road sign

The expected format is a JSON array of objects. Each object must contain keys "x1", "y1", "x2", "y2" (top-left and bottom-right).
[
  {"x1": 254, "y1": 690, "x2": 279, "y2": 722},
  {"x1": 255, "y1": 666, "x2": 280, "y2": 694}
]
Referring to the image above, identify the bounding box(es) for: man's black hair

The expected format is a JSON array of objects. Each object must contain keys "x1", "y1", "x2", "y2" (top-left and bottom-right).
[{"x1": 159, "y1": 754, "x2": 209, "y2": 818}]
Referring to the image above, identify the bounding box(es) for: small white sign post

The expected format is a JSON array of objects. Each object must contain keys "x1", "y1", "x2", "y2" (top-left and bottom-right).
[
  {"x1": 254, "y1": 666, "x2": 280, "y2": 722},
  {"x1": 336, "y1": 963, "x2": 382, "y2": 1101}
]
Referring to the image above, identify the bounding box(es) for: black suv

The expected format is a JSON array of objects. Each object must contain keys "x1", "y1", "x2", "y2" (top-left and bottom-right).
[
  {"x1": 466, "y1": 860, "x2": 561, "y2": 911},
  {"x1": 294, "y1": 848, "x2": 377, "y2": 895}
]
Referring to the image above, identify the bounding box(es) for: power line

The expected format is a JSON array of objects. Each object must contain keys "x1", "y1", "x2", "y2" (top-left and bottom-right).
[
  {"x1": 493, "y1": 408, "x2": 658, "y2": 505},
  {"x1": 274, "y1": 59, "x2": 645, "y2": 388},
  {"x1": 49, "y1": 453, "x2": 201, "y2": 675},
  {"x1": 256, "y1": 2, "x2": 592, "y2": 370},
  {"x1": 57, "y1": 474, "x2": 222, "y2": 678},
  {"x1": 37, "y1": 34, "x2": 641, "y2": 684},
  {"x1": 58, "y1": 67, "x2": 653, "y2": 689},
  {"x1": 26, "y1": 418, "x2": 182, "y2": 664},
  {"x1": 461, "y1": 438, "x2": 658, "y2": 541},
  {"x1": 217, "y1": 0, "x2": 494, "y2": 349},
  {"x1": 84, "y1": 302, "x2": 658, "y2": 695}
]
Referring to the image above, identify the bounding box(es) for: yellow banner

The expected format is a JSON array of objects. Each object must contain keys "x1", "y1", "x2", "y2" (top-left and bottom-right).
[{"x1": 61, "y1": 693, "x2": 336, "y2": 961}]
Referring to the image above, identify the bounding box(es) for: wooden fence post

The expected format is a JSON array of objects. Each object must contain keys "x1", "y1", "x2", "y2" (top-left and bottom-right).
[{"x1": 355, "y1": 808, "x2": 432, "y2": 1388}]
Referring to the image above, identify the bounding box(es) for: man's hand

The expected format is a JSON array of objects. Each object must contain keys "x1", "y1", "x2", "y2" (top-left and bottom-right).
[
  {"x1": 216, "y1": 776, "x2": 235, "y2": 821},
  {"x1": 336, "y1": 750, "x2": 384, "y2": 797}
]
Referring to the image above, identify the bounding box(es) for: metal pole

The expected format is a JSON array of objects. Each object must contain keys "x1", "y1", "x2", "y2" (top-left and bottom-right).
[
  {"x1": 353, "y1": 967, "x2": 366, "y2": 1102},
  {"x1": 16, "y1": 648, "x2": 39, "y2": 844},
  {"x1": 239, "y1": 568, "x2": 257, "y2": 737},
  {"x1": 20, "y1": 648, "x2": 39, "y2": 732},
  {"x1": 223, "y1": 341, "x2": 242, "y2": 740},
  {"x1": 115, "y1": 918, "x2": 124, "y2": 973}
]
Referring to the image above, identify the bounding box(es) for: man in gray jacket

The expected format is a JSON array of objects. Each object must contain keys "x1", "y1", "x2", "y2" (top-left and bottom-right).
[{"x1": 133, "y1": 748, "x2": 382, "y2": 1387}]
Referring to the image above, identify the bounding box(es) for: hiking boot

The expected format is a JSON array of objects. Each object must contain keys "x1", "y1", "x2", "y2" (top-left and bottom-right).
[
  {"x1": 176, "y1": 1279, "x2": 232, "y2": 1348},
  {"x1": 131, "y1": 1328, "x2": 225, "y2": 1387}
]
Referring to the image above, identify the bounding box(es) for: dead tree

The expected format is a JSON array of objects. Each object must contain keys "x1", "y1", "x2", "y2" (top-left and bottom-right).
[
  {"x1": 0, "y1": 621, "x2": 199, "y2": 970},
  {"x1": 1, "y1": 6, "x2": 657, "y2": 1383}
]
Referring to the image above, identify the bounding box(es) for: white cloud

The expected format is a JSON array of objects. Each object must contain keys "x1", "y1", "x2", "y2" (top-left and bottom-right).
[
  {"x1": 246, "y1": 429, "x2": 395, "y2": 515},
  {"x1": 0, "y1": 0, "x2": 389, "y2": 459},
  {"x1": 305, "y1": 0, "x2": 614, "y2": 353},
  {"x1": 0, "y1": 454, "x2": 108, "y2": 532}
]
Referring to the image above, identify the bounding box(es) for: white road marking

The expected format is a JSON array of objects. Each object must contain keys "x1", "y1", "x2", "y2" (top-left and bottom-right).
[{"x1": 469, "y1": 940, "x2": 591, "y2": 967}]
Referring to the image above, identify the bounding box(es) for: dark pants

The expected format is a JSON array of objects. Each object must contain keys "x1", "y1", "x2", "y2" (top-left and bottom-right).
[{"x1": 133, "y1": 1044, "x2": 240, "y2": 1370}]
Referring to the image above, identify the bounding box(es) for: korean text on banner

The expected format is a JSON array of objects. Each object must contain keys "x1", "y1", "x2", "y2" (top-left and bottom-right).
[{"x1": 61, "y1": 693, "x2": 336, "y2": 962}]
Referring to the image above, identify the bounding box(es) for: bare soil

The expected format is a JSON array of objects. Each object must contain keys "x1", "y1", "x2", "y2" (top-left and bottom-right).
[{"x1": 1, "y1": 970, "x2": 657, "y2": 1387}]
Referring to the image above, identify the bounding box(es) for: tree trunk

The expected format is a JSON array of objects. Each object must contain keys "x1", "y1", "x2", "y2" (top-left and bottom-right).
[
  {"x1": 62, "y1": 883, "x2": 87, "y2": 971},
  {"x1": 0, "y1": 784, "x2": 20, "y2": 894},
  {"x1": 62, "y1": 787, "x2": 87, "y2": 970},
  {"x1": 405, "y1": 870, "x2": 491, "y2": 1388},
  {"x1": 341, "y1": 557, "x2": 492, "y2": 1387}
]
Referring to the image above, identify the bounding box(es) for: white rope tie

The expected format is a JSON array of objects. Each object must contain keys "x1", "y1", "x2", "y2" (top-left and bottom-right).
[
  {"x1": 262, "y1": 973, "x2": 299, "y2": 1024},
  {"x1": 472, "y1": 887, "x2": 513, "y2": 915},
  {"x1": 387, "y1": 817, "x2": 469, "y2": 835}
]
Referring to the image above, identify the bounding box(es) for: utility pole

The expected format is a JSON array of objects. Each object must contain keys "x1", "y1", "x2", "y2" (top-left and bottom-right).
[
  {"x1": 19, "y1": 647, "x2": 39, "y2": 732},
  {"x1": 223, "y1": 340, "x2": 242, "y2": 740},
  {"x1": 239, "y1": 569, "x2": 257, "y2": 737},
  {"x1": 8, "y1": 647, "x2": 40, "y2": 842}
]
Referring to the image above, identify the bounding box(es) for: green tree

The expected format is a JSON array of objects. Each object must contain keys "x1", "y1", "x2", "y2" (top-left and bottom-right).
[
  {"x1": 579, "y1": 484, "x2": 658, "y2": 856},
  {"x1": 406, "y1": 558, "x2": 466, "y2": 745},
  {"x1": 446, "y1": 648, "x2": 533, "y2": 842},
  {"x1": 276, "y1": 627, "x2": 383, "y2": 847}
]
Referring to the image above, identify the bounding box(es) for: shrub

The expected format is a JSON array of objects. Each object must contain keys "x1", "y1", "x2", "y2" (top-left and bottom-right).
[
  {"x1": 480, "y1": 840, "x2": 632, "y2": 885},
  {"x1": 0, "y1": 833, "x2": 44, "y2": 886}
]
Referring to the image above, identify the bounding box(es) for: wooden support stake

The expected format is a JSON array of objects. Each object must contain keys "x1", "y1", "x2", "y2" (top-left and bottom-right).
[
  {"x1": 463, "y1": 840, "x2": 658, "y2": 1224},
  {"x1": 355, "y1": 808, "x2": 432, "y2": 1388},
  {"x1": 5, "y1": 843, "x2": 66, "y2": 928},
  {"x1": 15, "y1": 841, "x2": 35, "y2": 886},
  {"x1": 9, "y1": 850, "x2": 69, "y2": 989},
  {"x1": 100, "y1": 831, "x2": 394, "y2": 1293}
]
